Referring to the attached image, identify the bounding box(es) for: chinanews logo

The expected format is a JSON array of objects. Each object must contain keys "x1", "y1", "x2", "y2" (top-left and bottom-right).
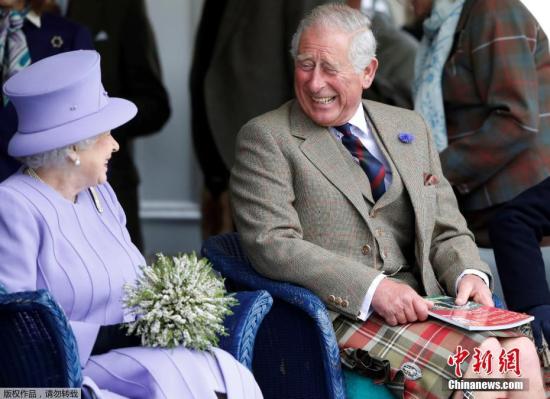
[{"x1": 446, "y1": 346, "x2": 528, "y2": 392}]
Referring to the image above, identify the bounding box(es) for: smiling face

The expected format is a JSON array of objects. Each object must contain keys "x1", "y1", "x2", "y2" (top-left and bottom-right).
[
  {"x1": 294, "y1": 24, "x2": 377, "y2": 127},
  {"x1": 77, "y1": 131, "x2": 119, "y2": 186}
]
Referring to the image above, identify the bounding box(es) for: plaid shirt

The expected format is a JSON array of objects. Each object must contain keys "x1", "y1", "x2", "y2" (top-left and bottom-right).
[{"x1": 441, "y1": 0, "x2": 550, "y2": 211}]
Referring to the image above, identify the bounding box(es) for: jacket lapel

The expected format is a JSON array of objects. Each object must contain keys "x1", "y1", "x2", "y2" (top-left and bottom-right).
[
  {"x1": 363, "y1": 101, "x2": 428, "y2": 246},
  {"x1": 290, "y1": 102, "x2": 371, "y2": 223}
]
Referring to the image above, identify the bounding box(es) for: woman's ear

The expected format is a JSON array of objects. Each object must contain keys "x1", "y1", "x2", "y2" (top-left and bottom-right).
[{"x1": 67, "y1": 148, "x2": 79, "y2": 164}]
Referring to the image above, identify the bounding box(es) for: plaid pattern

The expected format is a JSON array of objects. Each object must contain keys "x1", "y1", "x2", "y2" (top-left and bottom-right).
[
  {"x1": 334, "y1": 314, "x2": 524, "y2": 399},
  {"x1": 440, "y1": 0, "x2": 550, "y2": 211}
]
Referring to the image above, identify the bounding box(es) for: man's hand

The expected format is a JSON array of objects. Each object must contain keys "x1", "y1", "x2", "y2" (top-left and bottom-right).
[
  {"x1": 371, "y1": 279, "x2": 433, "y2": 326},
  {"x1": 455, "y1": 274, "x2": 493, "y2": 307}
]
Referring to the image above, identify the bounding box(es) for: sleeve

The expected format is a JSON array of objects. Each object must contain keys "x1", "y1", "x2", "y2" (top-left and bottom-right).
[
  {"x1": 230, "y1": 121, "x2": 382, "y2": 319},
  {"x1": 112, "y1": 0, "x2": 170, "y2": 140},
  {"x1": 440, "y1": 0, "x2": 542, "y2": 192},
  {"x1": 0, "y1": 187, "x2": 40, "y2": 292},
  {"x1": 70, "y1": 320, "x2": 100, "y2": 367}
]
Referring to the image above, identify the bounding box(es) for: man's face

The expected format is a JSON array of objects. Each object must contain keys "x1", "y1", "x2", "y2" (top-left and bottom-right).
[{"x1": 294, "y1": 24, "x2": 377, "y2": 127}]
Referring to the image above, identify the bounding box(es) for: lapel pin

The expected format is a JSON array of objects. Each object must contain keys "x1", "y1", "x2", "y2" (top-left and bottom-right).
[
  {"x1": 398, "y1": 132, "x2": 414, "y2": 144},
  {"x1": 51, "y1": 35, "x2": 64, "y2": 48}
]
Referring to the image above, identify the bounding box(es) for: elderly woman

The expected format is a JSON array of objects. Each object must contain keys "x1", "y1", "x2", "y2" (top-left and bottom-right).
[
  {"x1": 0, "y1": 50, "x2": 262, "y2": 399},
  {"x1": 0, "y1": 0, "x2": 93, "y2": 181}
]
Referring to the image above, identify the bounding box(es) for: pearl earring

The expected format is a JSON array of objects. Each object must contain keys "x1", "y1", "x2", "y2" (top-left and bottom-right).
[{"x1": 74, "y1": 157, "x2": 81, "y2": 166}]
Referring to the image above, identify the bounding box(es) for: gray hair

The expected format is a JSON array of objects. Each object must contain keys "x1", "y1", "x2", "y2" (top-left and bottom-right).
[
  {"x1": 290, "y1": 3, "x2": 377, "y2": 73},
  {"x1": 18, "y1": 136, "x2": 99, "y2": 169}
]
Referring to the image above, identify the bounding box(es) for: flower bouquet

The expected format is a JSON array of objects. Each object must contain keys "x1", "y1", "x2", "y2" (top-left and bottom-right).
[{"x1": 123, "y1": 253, "x2": 238, "y2": 350}]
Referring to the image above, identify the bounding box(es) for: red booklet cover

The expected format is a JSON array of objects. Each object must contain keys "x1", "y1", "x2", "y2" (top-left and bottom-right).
[{"x1": 427, "y1": 296, "x2": 533, "y2": 331}]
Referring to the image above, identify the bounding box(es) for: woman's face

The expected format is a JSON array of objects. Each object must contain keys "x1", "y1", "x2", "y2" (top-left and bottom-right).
[{"x1": 77, "y1": 131, "x2": 119, "y2": 187}]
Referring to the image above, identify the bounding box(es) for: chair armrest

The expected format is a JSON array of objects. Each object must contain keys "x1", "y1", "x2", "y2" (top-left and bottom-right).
[
  {"x1": 0, "y1": 289, "x2": 82, "y2": 387},
  {"x1": 219, "y1": 290, "x2": 273, "y2": 370},
  {"x1": 202, "y1": 233, "x2": 345, "y2": 398}
]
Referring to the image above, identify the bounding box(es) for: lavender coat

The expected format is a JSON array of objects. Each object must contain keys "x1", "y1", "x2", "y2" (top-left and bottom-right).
[{"x1": 0, "y1": 171, "x2": 261, "y2": 399}]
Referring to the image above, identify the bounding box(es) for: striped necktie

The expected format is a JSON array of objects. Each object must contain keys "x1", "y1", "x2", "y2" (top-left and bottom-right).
[
  {"x1": 335, "y1": 123, "x2": 386, "y2": 201},
  {"x1": 1, "y1": 10, "x2": 31, "y2": 105}
]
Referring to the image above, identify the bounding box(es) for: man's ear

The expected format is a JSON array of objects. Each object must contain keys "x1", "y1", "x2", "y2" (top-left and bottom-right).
[{"x1": 362, "y1": 57, "x2": 378, "y2": 89}]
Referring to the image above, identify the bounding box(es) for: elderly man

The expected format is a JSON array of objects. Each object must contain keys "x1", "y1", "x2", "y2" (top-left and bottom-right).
[{"x1": 230, "y1": 4, "x2": 544, "y2": 398}]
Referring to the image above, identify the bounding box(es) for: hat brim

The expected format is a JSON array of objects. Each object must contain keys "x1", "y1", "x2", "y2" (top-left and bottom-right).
[{"x1": 8, "y1": 97, "x2": 137, "y2": 157}]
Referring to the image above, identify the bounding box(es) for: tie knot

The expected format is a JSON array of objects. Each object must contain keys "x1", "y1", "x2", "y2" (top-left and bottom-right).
[
  {"x1": 8, "y1": 11, "x2": 25, "y2": 32},
  {"x1": 334, "y1": 123, "x2": 353, "y2": 137}
]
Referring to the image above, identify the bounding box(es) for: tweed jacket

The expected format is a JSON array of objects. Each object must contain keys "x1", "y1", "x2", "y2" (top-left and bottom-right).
[
  {"x1": 441, "y1": 0, "x2": 550, "y2": 211},
  {"x1": 231, "y1": 99, "x2": 491, "y2": 319}
]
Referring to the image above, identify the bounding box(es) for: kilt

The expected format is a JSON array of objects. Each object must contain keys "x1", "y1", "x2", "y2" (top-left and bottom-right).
[{"x1": 334, "y1": 314, "x2": 526, "y2": 399}]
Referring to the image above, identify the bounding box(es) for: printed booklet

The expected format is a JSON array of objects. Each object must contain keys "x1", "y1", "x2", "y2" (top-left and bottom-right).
[{"x1": 427, "y1": 295, "x2": 533, "y2": 331}]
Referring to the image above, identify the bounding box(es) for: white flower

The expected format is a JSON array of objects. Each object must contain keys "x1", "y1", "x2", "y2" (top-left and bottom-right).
[{"x1": 123, "y1": 253, "x2": 238, "y2": 350}]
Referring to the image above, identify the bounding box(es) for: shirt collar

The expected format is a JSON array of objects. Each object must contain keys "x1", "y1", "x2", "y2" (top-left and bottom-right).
[
  {"x1": 348, "y1": 102, "x2": 368, "y2": 134},
  {"x1": 26, "y1": 9, "x2": 41, "y2": 28}
]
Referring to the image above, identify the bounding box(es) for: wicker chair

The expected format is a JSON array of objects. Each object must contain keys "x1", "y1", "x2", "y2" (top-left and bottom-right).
[
  {"x1": 0, "y1": 283, "x2": 272, "y2": 387},
  {"x1": 201, "y1": 233, "x2": 395, "y2": 399}
]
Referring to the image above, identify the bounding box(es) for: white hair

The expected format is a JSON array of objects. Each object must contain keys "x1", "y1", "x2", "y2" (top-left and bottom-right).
[
  {"x1": 18, "y1": 136, "x2": 99, "y2": 169},
  {"x1": 290, "y1": 3, "x2": 377, "y2": 73}
]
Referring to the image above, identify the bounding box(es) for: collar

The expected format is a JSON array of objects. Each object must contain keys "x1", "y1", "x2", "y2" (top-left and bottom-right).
[
  {"x1": 26, "y1": 9, "x2": 40, "y2": 28},
  {"x1": 347, "y1": 102, "x2": 368, "y2": 134}
]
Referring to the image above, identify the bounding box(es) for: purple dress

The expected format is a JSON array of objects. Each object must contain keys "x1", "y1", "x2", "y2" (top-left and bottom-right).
[{"x1": 0, "y1": 171, "x2": 262, "y2": 399}]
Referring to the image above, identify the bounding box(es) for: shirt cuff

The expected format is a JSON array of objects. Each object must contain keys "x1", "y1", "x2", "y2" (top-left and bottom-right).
[
  {"x1": 455, "y1": 269, "x2": 490, "y2": 295},
  {"x1": 357, "y1": 273, "x2": 386, "y2": 321}
]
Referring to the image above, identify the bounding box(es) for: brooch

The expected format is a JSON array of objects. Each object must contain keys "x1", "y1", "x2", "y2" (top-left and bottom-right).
[
  {"x1": 401, "y1": 361, "x2": 423, "y2": 380},
  {"x1": 398, "y1": 132, "x2": 414, "y2": 144},
  {"x1": 51, "y1": 35, "x2": 64, "y2": 48}
]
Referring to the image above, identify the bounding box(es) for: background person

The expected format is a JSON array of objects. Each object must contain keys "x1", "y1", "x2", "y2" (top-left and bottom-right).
[
  {"x1": 412, "y1": 0, "x2": 550, "y2": 349},
  {"x1": 189, "y1": 0, "x2": 333, "y2": 239}
]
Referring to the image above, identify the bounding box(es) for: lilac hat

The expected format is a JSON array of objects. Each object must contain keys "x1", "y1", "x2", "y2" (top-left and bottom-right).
[{"x1": 3, "y1": 50, "x2": 137, "y2": 157}]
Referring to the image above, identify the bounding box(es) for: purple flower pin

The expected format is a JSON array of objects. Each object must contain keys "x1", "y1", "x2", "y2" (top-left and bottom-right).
[{"x1": 398, "y1": 132, "x2": 414, "y2": 144}]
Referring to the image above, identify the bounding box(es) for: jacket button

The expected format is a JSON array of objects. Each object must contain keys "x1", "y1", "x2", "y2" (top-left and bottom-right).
[
  {"x1": 362, "y1": 244, "x2": 371, "y2": 255},
  {"x1": 369, "y1": 210, "x2": 377, "y2": 218},
  {"x1": 335, "y1": 297, "x2": 343, "y2": 305},
  {"x1": 328, "y1": 295, "x2": 336, "y2": 303},
  {"x1": 342, "y1": 299, "x2": 349, "y2": 308}
]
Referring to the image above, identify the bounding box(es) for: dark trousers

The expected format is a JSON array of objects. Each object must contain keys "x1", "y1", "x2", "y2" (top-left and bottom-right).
[{"x1": 488, "y1": 177, "x2": 550, "y2": 312}]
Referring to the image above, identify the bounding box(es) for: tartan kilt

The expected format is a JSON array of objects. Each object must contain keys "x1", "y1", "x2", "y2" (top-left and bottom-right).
[{"x1": 334, "y1": 314, "x2": 526, "y2": 399}]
